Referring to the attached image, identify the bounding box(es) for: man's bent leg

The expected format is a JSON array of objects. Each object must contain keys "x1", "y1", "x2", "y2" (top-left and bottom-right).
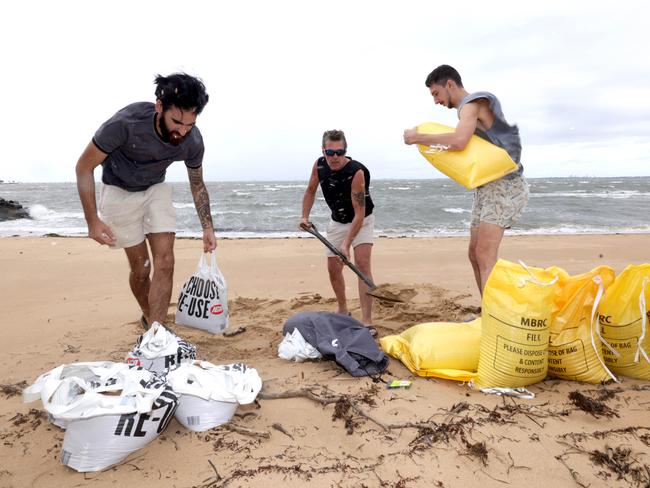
[
  {"x1": 146, "y1": 232, "x2": 176, "y2": 325},
  {"x1": 468, "y1": 226, "x2": 481, "y2": 293},
  {"x1": 353, "y1": 243, "x2": 373, "y2": 325},
  {"x1": 327, "y1": 257, "x2": 348, "y2": 315},
  {"x1": 474, "y1": 222, "x2": 505, "y2": 295},
  {"x1": 124, "y1": 241, "x2": 152, "y2": 322}
]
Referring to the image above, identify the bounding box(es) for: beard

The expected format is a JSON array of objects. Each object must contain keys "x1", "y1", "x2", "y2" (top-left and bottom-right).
[{"x1": 158, "y1": 112, "x2": 184, "y2": 146}]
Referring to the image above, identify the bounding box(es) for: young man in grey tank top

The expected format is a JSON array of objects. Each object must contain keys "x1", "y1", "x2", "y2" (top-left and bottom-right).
[{"x1": 403, "y1": 65, "x2": 529, "y2": 296}]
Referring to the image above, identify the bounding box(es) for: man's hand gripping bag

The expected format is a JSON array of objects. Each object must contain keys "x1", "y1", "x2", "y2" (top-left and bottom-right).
[
  {"x1": 548, "y1": 265, "x2": 618, "y2": 383},
  {"x1": 599, "y1": 264, "x2": 650, "y2": 380},
  {"x1": 176, "y1": 252, "x2": 229, "y2": 333},
  {"x1": 475, "y1": 260, "x2": 558, "y2": 389}
]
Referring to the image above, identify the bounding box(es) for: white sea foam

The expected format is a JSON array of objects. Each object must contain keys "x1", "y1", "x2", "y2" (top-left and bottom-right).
[
  {"x1": 28, "y1": 204, "x2": 54, "y2": 219},
  {"x1": 443, "y1": 207, "x2": 469, "y2": 214}
]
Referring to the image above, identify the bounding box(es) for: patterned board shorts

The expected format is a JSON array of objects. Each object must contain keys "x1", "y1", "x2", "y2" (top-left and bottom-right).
[{"x1": 471, "y1": 175, "x2": 529, "y2": 229}]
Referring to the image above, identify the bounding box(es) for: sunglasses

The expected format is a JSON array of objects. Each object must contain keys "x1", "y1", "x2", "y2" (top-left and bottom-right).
[{"x1": 324, "y1": 149, "x2": 346, "y2": 157}]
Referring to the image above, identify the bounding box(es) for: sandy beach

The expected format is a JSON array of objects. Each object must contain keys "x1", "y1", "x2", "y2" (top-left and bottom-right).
[{"x1": 1, "y1": 234, "x2": 649, "y2": 487}]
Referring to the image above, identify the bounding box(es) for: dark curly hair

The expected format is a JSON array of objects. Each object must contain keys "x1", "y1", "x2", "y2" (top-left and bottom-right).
[{"x1": 154, "y1": 73, "x2": 209, "y2": 114}]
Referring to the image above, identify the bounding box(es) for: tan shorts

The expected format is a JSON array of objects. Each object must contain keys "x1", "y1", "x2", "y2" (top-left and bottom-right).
[
  {"x1": 98, "y1": 182, "x2": 176, "y2": 249},
  {"x1": 471, "y1": 175, "x2": 529, "y2": 229},
  {"x1": 325, "y1": 214, "x2": 374, "y2": 257}
]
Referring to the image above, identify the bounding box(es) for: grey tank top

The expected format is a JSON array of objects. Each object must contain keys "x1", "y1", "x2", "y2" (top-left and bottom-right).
[{"x1": 457, "y1": 91, "x2": 523, "y2": 177}]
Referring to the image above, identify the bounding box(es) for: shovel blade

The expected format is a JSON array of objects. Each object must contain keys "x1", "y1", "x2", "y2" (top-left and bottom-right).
[{"x1": 366, "y1": 287, "x2": 404, "y2": 303}]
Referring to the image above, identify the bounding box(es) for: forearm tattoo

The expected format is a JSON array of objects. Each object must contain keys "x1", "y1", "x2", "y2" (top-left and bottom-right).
[
  {"x1": 353, "y1": 191, "x2": 366, "y2": 208},
  {"x1": 188, "y1": 168, "x2": 214, "y2": 230}
]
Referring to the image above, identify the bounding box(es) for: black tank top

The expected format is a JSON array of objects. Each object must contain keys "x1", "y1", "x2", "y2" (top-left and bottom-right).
[{"x1": 316, "y1": 157, "x2": 374, "y2": 224}]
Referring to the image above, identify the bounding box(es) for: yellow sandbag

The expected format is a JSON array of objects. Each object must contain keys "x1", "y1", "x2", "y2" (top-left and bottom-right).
[
  {"x1": 548, "y1": 265, "x2": 618, "y2": 383},
  {"x1": 599, "y1": 264, "x2": 650, "y2": 380},
  {"x1": 416, "y1": 122, "x2": 518, "y2": 190},
  {"x1": 475, "y1": 260, "x2": 558, "y2": 389},
  {"x1": 379, "y1": 319, "x2": 480, "y2": 382}
]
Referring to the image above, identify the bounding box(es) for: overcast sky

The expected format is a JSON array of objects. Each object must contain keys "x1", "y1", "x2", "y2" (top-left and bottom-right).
[{"x1": 2, "y1": 0, "x2": 649, "y2": 183}]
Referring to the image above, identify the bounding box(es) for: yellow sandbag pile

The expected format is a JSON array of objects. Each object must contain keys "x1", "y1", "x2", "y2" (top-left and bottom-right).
[{"x1": 380, "y1": 260, "x2": 650, "y2": 387}]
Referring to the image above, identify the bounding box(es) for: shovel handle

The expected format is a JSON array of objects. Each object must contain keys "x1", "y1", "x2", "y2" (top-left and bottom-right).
[{"x1": 300, "y1": 222, "x2": 377, "y2": 290}]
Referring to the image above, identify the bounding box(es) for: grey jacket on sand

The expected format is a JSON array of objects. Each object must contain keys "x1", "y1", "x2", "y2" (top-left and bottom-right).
[{"x1": 283, "y1": 312, "x2": 389, "y2": 377}]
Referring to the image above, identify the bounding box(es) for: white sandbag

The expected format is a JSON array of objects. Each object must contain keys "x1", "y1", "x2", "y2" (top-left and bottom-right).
[
  {"x1": 60, "y1": 385, "x2": 179, "y2": 472},
  {"x1": 23, "y1": 362, "x2": 179, "y2": 472},
  {"x1": 171, "y1": 394, "x2": 238, "y2": 432},
  {"x1": 176, "y1": 252, "x2": 229, "y2": 333},
  {"x1": 167, "y1": 361, "x2": 262, "y2": 432},
  {"x1": 278, "y1": 328, "x2": 323, "y2": 362},
  {"x1": 125, "y1": 322, "x2": 196, "y2": 374}
]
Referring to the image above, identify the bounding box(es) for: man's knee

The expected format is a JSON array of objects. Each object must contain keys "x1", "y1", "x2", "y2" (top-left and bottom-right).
[
  {"x1": 468, "y1": 245, "x2": 477, "y2": 265},
  {"x1": 475, "y1": 242, "x2": 499, "y2": 269},
  {"x1": 355, "y1": 258, "x2": 371, "y2": 276},
  {"x1": 353, "y1": 245, "x2": 372, "y2": 272},
  {"x1": 153, "y1": 253, "x2": 175, "y2": 275},
  {"x1": 128, "y1": 255, "x2": 151, "y2": 281},
  {"x1": 327, "y1": 258, "x2": 343, "y2": 277}
]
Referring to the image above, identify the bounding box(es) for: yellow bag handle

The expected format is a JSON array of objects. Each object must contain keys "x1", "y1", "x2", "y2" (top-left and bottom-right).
[
  {"x1": 517, "y1": 260, "x2": 558, "y2": 288},
  {"x1": 635, "y1": 278, "x2": 650, "y2": 365},
  {"x1": 589, "y1": 276, "x2": 619, "y2": 382}
]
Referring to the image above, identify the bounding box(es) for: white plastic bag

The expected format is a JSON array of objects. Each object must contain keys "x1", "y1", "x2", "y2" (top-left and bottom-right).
[
  {"x1": 23, "y1": 362, "x2": 164, "y2": 419},
  {"x1": 167, "y1": 361, "x2": 262, "y2": 432},
  {"x1": 176, "y1": 252, "x2": 229, "y2": 333},
  {"x1": 23, "y1": 362, "x2": 179, "y2": 472},
  {"x1": 278, "y1": 328, "x2": 323, "y2": 362},
  {"x1": 125, "y1": 322, "x2": 196, "y2": 374}
]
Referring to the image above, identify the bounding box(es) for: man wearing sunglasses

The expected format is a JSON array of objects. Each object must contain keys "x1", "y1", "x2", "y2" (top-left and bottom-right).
[
  {"x1": 75, "y1": 73, "x2": 216, "y2": 332},
  {"x1": 403, "y1": 64, "x2": 529, "y2": 296},
  {"x1": 300, "y1": 130, "x2": 376, "y2": 335}
]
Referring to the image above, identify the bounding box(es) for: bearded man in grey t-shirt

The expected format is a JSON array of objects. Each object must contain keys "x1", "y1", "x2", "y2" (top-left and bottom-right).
[
  {"x1": 75, "y1": 73, "x2": 215, "y2": 330},
  {"x1": 403, "y1": 65, "x2": 529, "y2": 297}
]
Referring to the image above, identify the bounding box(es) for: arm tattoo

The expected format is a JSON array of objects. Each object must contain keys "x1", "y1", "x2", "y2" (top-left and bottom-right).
[
  {"x1": 188, "y1": 167, "x2": 214, "y2": 229},
  {"x1": 353, "y1": 191, "x2": 366, "y2": 208}
]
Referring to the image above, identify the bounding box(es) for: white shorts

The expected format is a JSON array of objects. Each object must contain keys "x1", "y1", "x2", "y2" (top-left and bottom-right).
[
  {"x1": 325, "y1": 214, "x2": 375, "y2": 257},
  {"x1": 98, "y1": 182, "x2": 176, "y2": 249}
]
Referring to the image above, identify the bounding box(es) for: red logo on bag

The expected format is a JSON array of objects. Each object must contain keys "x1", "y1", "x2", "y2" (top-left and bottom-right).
[
  {"x1": 125, "y1": 356, "x2": 141, "y2": 367},
  {"x1": 210, "y1": 304, "x2": 224, "y2": 315}
]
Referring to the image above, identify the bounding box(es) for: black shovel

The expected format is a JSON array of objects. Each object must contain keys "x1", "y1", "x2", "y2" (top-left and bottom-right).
[{"x1": 300, "y1": 222, "x2": 403, "y2": 303}]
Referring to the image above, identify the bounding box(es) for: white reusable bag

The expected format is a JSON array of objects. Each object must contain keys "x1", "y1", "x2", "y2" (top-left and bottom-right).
[
  {"x1": 23, "y1": 362, "x2": 179, "y2": 472},
  {"x1": 176, "y1": 252, "x2": 229, "y2": 333},
  {"x1": 125, "y1": 322, "x2": 196, "y2": 374},
  {"x1": 278, "y1": 328, "x2": 323, "y2": 362},
  {"x1": 167, "y1": 361, "x2": 262, "y2": 432}
]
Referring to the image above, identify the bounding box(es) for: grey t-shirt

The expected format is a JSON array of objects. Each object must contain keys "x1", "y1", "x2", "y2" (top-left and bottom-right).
[
  {"x1": 93, "y1": 102, "x2": 204, "y2": 192},
  {"x1": 457, "y1": 91, "x2": 523, "y2": 177}
]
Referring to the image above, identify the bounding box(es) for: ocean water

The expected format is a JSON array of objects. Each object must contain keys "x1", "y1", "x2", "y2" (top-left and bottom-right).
[{"x1": 1, "y1": 177, "x2": 649, "y2": 238}]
